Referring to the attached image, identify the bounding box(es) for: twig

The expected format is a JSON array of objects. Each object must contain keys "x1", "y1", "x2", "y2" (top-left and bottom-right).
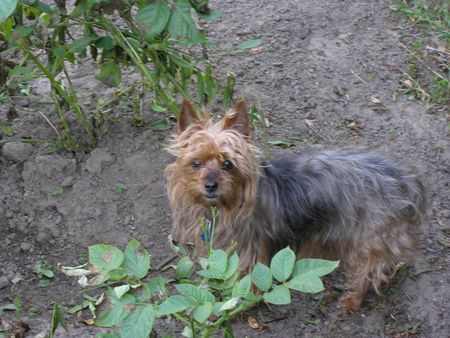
[
  {"x1": 155, "y1": 254, "x2": 178, "y2": 271},
  {"x1": 426, "y1": 46, "x2": 450, "y2": 56},
  {"x1": 304, "y1": 120, "x2": 332, "y2": 144},
  {"x1": 350, "y1": 69, "x2": 368, "y2": 85},
  {"x1": 39, "y1": 111, "x2": 61, "y2": 138},
  {"x1": 399, "y1": 42, "x2": 445, "y2": 79},
  {"x1": 393, "y1": 64, "x2": 430, "y2": 100}
]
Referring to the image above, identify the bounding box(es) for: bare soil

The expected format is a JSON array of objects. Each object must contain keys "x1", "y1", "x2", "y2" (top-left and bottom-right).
[{"x1": 0, "y1": 0, "x2": 448, "y2": 337}]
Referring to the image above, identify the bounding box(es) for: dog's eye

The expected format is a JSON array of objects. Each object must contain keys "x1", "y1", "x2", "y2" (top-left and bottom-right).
[
  {"x1": 192, "y1": 161, "x2": 202, "y2": 170},
  {"x1": 222, "y1": 160, "x2": 234, "y2": 170}
]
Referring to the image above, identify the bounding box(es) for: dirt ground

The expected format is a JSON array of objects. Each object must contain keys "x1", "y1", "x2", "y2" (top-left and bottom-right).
[{"x1": 0, "y1": 0, "x2": 448, "y2": 337}]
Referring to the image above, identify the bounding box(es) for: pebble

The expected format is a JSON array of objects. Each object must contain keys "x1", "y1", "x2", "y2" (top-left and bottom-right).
[
  {"x1": 0, "y1": 276, "x2": 9, "y2": 289},
  {"x1": 1, "y1": 142, "x2": 33, "y2": 162},
  {"x1": 20, "y1": 242, "x2": 32, "y2": 251}
]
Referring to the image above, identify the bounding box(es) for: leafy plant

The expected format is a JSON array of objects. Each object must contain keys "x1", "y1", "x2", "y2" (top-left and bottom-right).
[
  {"x1": 0, "y1": 0, "x2": 235, "y2": 150},
  {"x1": 61, "y1": 236, "x2": 339, "y2": 337},
  {"x1": 34, "y1": 260, "x2": 55, "y2": 287}
]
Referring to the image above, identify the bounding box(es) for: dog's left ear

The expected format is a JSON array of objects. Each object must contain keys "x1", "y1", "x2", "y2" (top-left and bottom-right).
[{"x1": 223, "y1": 101, "x2": 250, "y2": 136}]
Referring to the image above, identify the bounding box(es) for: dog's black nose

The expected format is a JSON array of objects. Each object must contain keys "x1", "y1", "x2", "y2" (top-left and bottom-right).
[{"x1": 205, "y1": 180, "x2": 218, "y2": 192}]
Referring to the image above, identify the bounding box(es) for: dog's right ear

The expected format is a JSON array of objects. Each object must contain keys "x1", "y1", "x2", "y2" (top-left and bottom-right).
[{"x1": 178, "y1": 99, "x2": 200, "y2": 133}]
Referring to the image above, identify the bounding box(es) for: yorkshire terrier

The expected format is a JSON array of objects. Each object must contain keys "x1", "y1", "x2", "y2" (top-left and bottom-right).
[{"x1": 165, "y1": 99, "x2": 426, "y2": 311}]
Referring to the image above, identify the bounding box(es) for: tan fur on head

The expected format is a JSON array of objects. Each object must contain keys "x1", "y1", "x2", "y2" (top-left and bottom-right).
[{"x1": 165, "y1": 100, "x2": 260, "y2": 256}]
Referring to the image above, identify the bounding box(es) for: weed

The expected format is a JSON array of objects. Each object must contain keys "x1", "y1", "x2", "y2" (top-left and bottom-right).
[
  {"x1": 0, "y1": 0, "x2": 236, "y2": 150},
  {"x1": 60, "y1": 210, "x2": 339, "y2": 337},
  {"x1": 390, "y1": 1, "x2": 450, "y2": 39},
  {"x1": 391, "y1": 1, "x2": 449, "y2": 105}
]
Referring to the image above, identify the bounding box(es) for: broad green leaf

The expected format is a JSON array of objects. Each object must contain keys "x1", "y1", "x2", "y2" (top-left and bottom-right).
[
  {"x1": 219, "y1": 297, "x2": 240, "y2": 311},
  {"x1": 147, "y1": 276, "x2": 167, "y2": 295},
  {"x1": 251, "y1": 262, "x2": 272, "y2": 292},
  {"x1": 150, "y1": 119, "x2": 171, "y2": 131},
  {"x1": 193, "y1": 302, "x2": 212, "y2": 324},
  {"x1": 175, "y1": 284, "x2": 215, "y2": 303},
  {"x1": 0, "y1": 0, "x2": 18, "y2": 22},
  {"x1": 156, "y1": 295, "x2": 195, "y2": 316},
  {"x1": 232, "y1": 275, "x2": 251, "y2": 298},
  {"x1": 238, "y1": 39, "x2": 262, "y2": 51},
  {"x1": 123, "y1": 239, "x2": 151, "y2": 279},
  {"x1": 89, "y1": 244, "x2": 124, "y2": 271},
  {"x1": 208, "y1": 249, "x2": 228, "y2": 274},
  {"x1": 176, "y1": 256, "x2": 195, "y2": 279},
  {"x1": 270, "y1": 247, "x2": 296, "y2": 282},
  {"x1": 120, "y1": 305, "x2": 154, "y2": 338},
  {"x1": 95, "y1": 36, "x2": 116, "y2": 50},
  {"x1": 136, "y1": 0, "x2": 170, "y2": 37},
  {"x1": 263, "y1": 285, "x2": 291, "y2": 305},
  {"x1": 293, "y1": 259, "x2": 339, "y2": 278},
  {"x1": 95, "y1": 293, "x2": 135, "y2": 327},
  {"x1": 168, "y1": 0, "x2": 200, "y2": 41},
  {"x1": 96, "y1": 61, "x2": 121, "y2": 87},
  {"x1": 68, "y1": 37, "x2": 94, "y2": 53},
  {"x1": 224, "y1": 252, "x2": 239, "y2": 279},
  {"x1": 286, "y1": 275, "x2": 324, "y2": 293},
  {"x1": 49, "y1": 303, "x2": 67, "y2": 338}
]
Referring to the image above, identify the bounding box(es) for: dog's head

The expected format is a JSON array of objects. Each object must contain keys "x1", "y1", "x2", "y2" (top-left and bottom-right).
[{"x1": 166, "y1": 100, "x2": 259, "y2": 209}]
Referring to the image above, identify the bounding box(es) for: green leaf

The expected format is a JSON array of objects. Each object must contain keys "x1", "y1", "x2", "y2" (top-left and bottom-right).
[
  {"x1": 149, "y1": 119, "x2": 171, "y2": 131},
  {"x1": 68, "y1": 37, "x2": 94, "y2": 53},
  {"x1": 150, "y1": 100, "x2": 167, "y2": 113},
  {"x1": 49, "y1": 303, "x2": 67, "y2": 338},
  {"x1": 96, "y1": 334, "x2": 121, "y2": 338},
  {"x1": 263, "y1": 285, "x2": 291, "y2": 305},
  {"x1": 156, "y1": 295, "x2": 195, "y2": 316},
  {"x1": 193, "y1": 302, "x2": 212, "y2": 324},
  {"x1": 251, "y1": 262, "x2": 272, "y2": 292},
  {"x1": 51, "y1": 187, "x2": 64, "y2": 196},
  {"x1": 147, "y1": 276, "x2": 167, "y2": 295},
  {"x1": 224, "y1": 252, "x2": 239, "y2": 279},
  {"x1": 268, "y1": 139, "x2": 298, "y2": 148},
  {"x1": 270, "y1": 247, "x2": 296, "y2": 282},
  {"x1": 238, "y1": 39, "x2": 262, "y2": 51},
  {"x1": 208, "y1": 249, "x2": 228, "y2": 274},
  {"x1": 123, "y1": 239, "x2": 151, "y2": 279},
  {"x1": 39, "y1": 279, "x2": 51, "y2": 287},
  {"x1": 176, "y1": 256, "x2": 195, "y2": 279},
  {"x1": 168, "y1": 0, "x2": 201, "y2": 41},
  {"x1": 136, "y1": 0, "x2": 170, "y2": 37},
  {"x1": 0, "y1": 0, "x2": 18, "y2": 22},
  {"x1": 96, "y1": 61, "x2": 121, "y2": 87},
  {"x1": 293, "y1": 259, "x2": 339, "y2": 278},
  {"x1": 175, "y1": 284, "x2": 215, "y2": 303},
  {"x1": 286, "y1": 275, "x2": 324, "y2": 293},
  {"x1": 88, "y1": 244, "x2": 124, "y2": 271},
  {"x1": 120, "y1": 305, "x2": 154, "y2": 338},
  {"x1": 232, "y1": 275, "x2": 251, "y2": 298},
  {"x1": 95, "y1": 293, "x2": 135, "y2": 327},
  {"x1": 95, "y1": 36, "x2": 116, "y2": 50}
]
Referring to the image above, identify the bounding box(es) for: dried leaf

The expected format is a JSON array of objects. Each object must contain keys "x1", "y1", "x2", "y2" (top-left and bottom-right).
[
  {"x1": 403, "y1": 79, "x2": 414, "y2": 89},
  {"x1": 370, "y1": 96, "x2": 382, "y2": 104},
  {"x1": 247, "y1": 316, "x2": 268, "y2": 331},
  {"x1": 304, "y1": 119, "x2": 315, "y2": 127}
]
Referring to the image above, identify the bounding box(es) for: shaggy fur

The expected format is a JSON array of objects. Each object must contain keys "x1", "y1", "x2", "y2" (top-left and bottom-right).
[{"x1": 165, "y1": 100, "x2": 426, "y2": 311}]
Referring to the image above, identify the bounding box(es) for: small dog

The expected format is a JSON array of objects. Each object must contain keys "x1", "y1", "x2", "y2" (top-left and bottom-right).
[{"x1": 165, "y1": 100, "x2": 426, "y2": 311}]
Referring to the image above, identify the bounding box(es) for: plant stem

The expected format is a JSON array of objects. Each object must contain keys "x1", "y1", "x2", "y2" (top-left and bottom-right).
[
  {"x1": 19, "y1": 45, "x2": 93, "y2": 141},
  {"x1": 101, "y1": 18, "x2": 179, "y2": 115}
]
